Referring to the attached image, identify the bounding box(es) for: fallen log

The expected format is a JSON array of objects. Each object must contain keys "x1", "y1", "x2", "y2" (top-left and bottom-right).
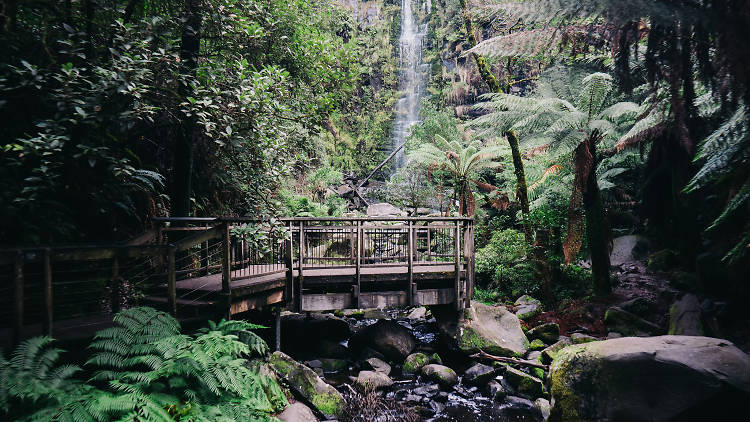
[{"x1": 470, "y1": 350, "x2": 549, "y2": 371}]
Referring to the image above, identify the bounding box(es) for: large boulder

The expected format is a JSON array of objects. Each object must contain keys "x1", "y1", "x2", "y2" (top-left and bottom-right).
[
  {"x1": 353, "y1": 370, "x2": 393, "y2": 389},
  {"x1": 432, "y1": 301, "x2": 529, "y2": 357},
  {"x1": 548, "y1": 336, "x2": 750, "y2": 422},
  {"x1": 668, "y1": 294, "x2": 703, "y2": 335},
  {"x1": 463, "y1": 363, "x2": 496, "y2": 386},
  {"x1": 269, "y1": 351, "x2": 344, "y2": 418},
  {"x1": 366, "y1": 202, "x2": 407, "y2": 216},
  {"x1": 527, "y1": 322, "x2": 560, "y2": 344},
  {"x1": 349, "y1": 319, "x2": 416, "y2": 361},
  {"x1": 503, "y1": 367, "x2": 546, "y2": 399},
  {"x1": 422, "y1": 364, "x2": 458, "y2": 388}
]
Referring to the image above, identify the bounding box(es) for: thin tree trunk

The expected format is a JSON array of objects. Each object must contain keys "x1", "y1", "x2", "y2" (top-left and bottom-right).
[
  {"x1": 459, "y1": 0, "x2": 530, "y2": 238},
  {"x1": 173, "y1": 0, "x2": 201, "y2": 217}
]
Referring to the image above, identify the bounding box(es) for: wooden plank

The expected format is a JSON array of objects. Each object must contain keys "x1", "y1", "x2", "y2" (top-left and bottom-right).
[
  {"x1": 230, "y1": 289, "x2": 284, "y2": 314},
  {"x1": 361, "y1": 291, "x2": 406, "y2": 309},
  {"x1": 284, "y1": 235, "x2": 293, "y2": 307},
  {"x1": 301, "y1": 292, "x2": 353, "y2": 311},
  {"x1": 299, "y1": 288, "x2": 456, "y2": 311},
  {"x1": 43, "y1": 249, "x2": 53, "y2": 336}
]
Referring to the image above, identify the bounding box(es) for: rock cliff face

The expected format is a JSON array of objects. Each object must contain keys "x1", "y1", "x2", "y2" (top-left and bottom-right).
[{"x1": 548, "y1": 336, "x2": 750, "y2": 422}]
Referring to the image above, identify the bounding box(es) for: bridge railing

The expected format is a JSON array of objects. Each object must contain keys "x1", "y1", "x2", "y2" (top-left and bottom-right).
[{"x1": 1, "y1": 216, "x2": 474, "y2": 345}]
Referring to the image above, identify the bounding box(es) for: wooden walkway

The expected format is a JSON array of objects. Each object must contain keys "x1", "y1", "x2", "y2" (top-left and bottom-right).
[{"x1": 1, "y1": 216, "x2": 475, "y2": 346}]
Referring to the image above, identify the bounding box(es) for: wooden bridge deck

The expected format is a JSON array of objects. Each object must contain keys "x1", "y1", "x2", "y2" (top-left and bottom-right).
[{"x1": 1, "y1": 216, "x2": 475, "y2": 346}]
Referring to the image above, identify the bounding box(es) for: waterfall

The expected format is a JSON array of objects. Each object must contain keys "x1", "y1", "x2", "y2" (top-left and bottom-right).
[{"x1": 389, "y1": 0, "x2": 429, "y2": 174}]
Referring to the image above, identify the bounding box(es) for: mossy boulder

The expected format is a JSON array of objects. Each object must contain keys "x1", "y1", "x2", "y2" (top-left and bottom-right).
[
  {"x1": 548, "y1": 336, "x2": 750, "y2": 422},
  {"x1": 541, "y1": 337, "x2": 572, "y2": 365},
  {"x1": 603, "y1": 306, "x2": 661, "y2": 336},
  {"x1": 570, "y1": 333, "x2": 597, "y2": 344},
  {"x1": 668, "y1": 294, "x2": 703, "y2": 335},
  {"x1": 527, "y1": 322, "x2": 560, "y2": 344},
  {"x1": 422, "y1": 364, "x2": 458, "y2": 388},
  {"x1": 431, "y1": 301, "x2": 529, "y2": 357},
  {"x1": 269, "y1": 351, "x2": 344, "y2": 418},
  {"x1": 403, "y1": 352, "x2": 430, "y2": 375},
  {"x1": 647, "y1": 249, "x2": 678, "y2": 272},
  {"x1": 353, "y1": 370, "x2": 393, "y2": 389},
  {"x1": 363, "y1": 357, "x2": 391, "y2": 375},
  {"x1": 529, "y1": 339, "x2": 546, "y2": 351},
  {"x1": 514, "y1": 295, "x2": 542, "y2": 320},
  {"x1": 503, "y1": 367, "x2": 545, "y2": 399}
]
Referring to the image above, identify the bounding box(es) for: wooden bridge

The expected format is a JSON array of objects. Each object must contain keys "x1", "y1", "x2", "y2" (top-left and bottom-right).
[{"x1": 0, "y1": 216, "x2": 474, "y2": 346}]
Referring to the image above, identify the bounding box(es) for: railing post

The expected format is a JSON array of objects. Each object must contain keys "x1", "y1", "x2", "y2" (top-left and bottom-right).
[
  {"x1": 12, "y1": 251, "x2": 23, "y2": 345},
  {"x1": 221, "y1": 222, "x2": 232, "y2": 319},
  {"x1": 167, "y1": 246, "x2": 177, "y2": 316},
  {"x1": 297, "y1": 221, "x2": 304, "y2": 312},
  {"x1": 463, "y1": 220, "x2": 475, "y2": 308},
  {"x1": 407, "y1": 220, "x2": 414, "y2": 306},
  {"x1": 43, "y1": 249, "x2": 53, "y2": 336},
  {"x1": 284, "y1": 221, "x2": 294, "y2": 308},
  {"x1": 355, "y1": 220, "x2": 361, "y2": 308},
  {"x1": 454, "y1": 220, "x2": 462, "y2": 311}
]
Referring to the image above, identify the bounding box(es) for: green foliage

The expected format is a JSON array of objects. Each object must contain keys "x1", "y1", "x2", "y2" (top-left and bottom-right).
[
  {"x1": 0, "y1": 307, "x2": 286, "y2": 422},
  {"x1": 385, "y1": 164, "x2": 436, "y2": 214},
  {"x1": 277, "y1": 189, "x2": 347, "y2": 217},
  {"x1": 475, "y1": 229, "x2": 536, "y2": 299}
]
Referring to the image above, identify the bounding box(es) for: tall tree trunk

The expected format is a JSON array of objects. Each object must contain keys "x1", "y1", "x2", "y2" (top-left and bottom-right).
[
  {"x1": 459, "y1": 0, "x2": 530, "y2": 239},
  {"x1": 173, "y1": 0, "x2": 201, "y2": 217},
  {"x1": 583, "y1": 137, "x2": 611, "y2": 296},
  {"x1": 0, "y1": 0, "x2": 18, "y2": 32}
]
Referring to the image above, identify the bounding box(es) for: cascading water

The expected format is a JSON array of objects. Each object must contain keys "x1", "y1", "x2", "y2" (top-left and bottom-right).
[{"x1": 389, "y1": 0, "x2": 430, "y2": 174}]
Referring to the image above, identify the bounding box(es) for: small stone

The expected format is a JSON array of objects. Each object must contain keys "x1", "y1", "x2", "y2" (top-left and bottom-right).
[
  {"x1": 404, "y1": 394, "x2": 422, "y2": 403},
  {"x1": 526, "y1": 322, "x2": 560, "y2": 344},
  {"x1": 514, "y1": 295, "x2": 542, "y2": 320},
  {"x1": 413, "y1": 384, "x2": 440, "y2": 396},
  {"x1": 407, "y1": 306, "x2": 427, "y2": 320},
  {"x1": 277, "y1": 402, "x2": 318, "y2": 422},
  {"x1": 363, "y1": 357, "x2": 391, "y2": 375},
  {"x1": 353, "y1": 370, "x2": 393, "y2": 389},
  {"x1": 527, "y1": 351, "x2": 542, "y2": 362},
  {"x1": 403, "y1": 352, "x2": 430, "y2": 375},
  {"x1": 571, "y1": 333, "x2": 598, "y2": 344},
  {"x1": 463, "y1": 363, "x2": 496, "y2": 386},
  {"x1": 421, "y1": 364, "x2": 458, "y2": 388}
]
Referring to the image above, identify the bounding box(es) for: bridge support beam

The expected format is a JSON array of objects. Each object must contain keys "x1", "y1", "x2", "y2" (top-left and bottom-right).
[{"x1": 274, "y1": 305, "x2": 281, "y2": 352}]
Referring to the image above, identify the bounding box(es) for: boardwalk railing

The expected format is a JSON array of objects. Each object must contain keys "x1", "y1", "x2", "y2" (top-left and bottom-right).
[{"x1": 0, "y1": 216, "x2": 473, "y2": 345}]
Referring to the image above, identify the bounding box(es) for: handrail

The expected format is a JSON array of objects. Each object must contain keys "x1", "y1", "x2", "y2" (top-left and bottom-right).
[{"x1": 154, "y1": 216, "x2": 474, "y2": 223}]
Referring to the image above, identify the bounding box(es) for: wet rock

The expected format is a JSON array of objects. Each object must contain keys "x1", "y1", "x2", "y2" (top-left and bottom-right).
[
  {"x1": 349, "y1": 319, "x2": 416, "y2": 361},
  {"x1": 431, "y1": 301, "x2": 529, "y2": 357},
  {"x1": 619, "y1": 297, "x2": 654, "y2": 318},
  {"x1": 407, "y1": 306, "x2": 427, "y2": 320},
  {"x1": 548, "y1": 336, "x2": 750, "y2": 422},
  {"x1": 268, "y1": 351, "x2": 343, "y2": 418},
  {"x1": 463, "y1": 363, "x2": 496, "y2": 386},
  {"x1": 529, "y1": 339, "x2": 546, "y2": 351},
  {"x1": 527, "y1": 322, "x2": 560, "y2": 344},
  {"x1": 319, "y1": 358, "x2": 347, "y2": 372},
  {"x1": 435, "y1": 391, "x2": 449, "y2": 402},
  {"x1": 403, "y1": 352, "x2": 430, "y2": 375},
  {"x1": 413, "y1": 384, "x2": 440, "y2": 397},
  {"x1": 404, "y1": 394, "x2": 422, "y2": 403},
  {"x1": 534, "y1": 398, "x2": 551, "y2": 421},
  {"x1": 541, "y1": 337, "x2": 572, "y2": 365},
  {"x1": 357, "y1": 346, "x2": 386, "y2": 362},
  {"x1": 277, "y1": 402, "x2": 318, "y2": 422},
  {"x1": 515, "y1": 295, "x2": 542, "y2": 320},
  {"x1": 421, "y1": 364, "x2": 458, "y2": 388},
  {"x1": 488, "y1": 379, "x2": 507, "y2": 401},
  {"x1": 668, "y1": 293, "x2": 703, "y2": 335},
  {"x1": 429, "y1": 353, "x2": 443, "y2": 364},
  {"x1": 527, "y1": 350, "x2": 542, "y2": 362},
  {"x1": 603, "y1": 306, "x2": 661, "y2": 336},
  {"x1": 503, "y1": 367, "x2": 545, "y2": 399},
  {"x1": 353, "y1": 370, "x2": 393, "y2": 389},
  {"x1": 363, "y1": 357, "x2": 391, "y2": 375},
  {"x1": 366, "y1": 202, "x2": 407, "y2": 216},
  {"x1": 571, "y1": 333, "x2": 597, "y2": 344},
  {"x1": 362, "y1": 308, "x2": 388, "y2": 319},
  {"x1": 647, "y1": 249, "x2": 679, "y2": 272},
  {"x1": 504, "y1": 395, "x2": 536, "y2": 409},
  {"x1": 606, "y1": 331, "x2": 623, "y2": 339}
]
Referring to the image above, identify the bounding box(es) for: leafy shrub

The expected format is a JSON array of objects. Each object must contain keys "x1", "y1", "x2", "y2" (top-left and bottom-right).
[
  {"x1": 0, "y1": 307, "x2": 286, "y2": 422},
  {"x1": 475, "y1": 229, "x2": 536, "y2": 300},
  {"x1": 553, "y1": 264, "x2": 594, "y2": 302}
]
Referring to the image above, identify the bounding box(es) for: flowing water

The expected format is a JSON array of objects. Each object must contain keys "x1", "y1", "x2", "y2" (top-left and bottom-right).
[{"x1": 389, "y1": 0, "x2": 430, "y2": 174}]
